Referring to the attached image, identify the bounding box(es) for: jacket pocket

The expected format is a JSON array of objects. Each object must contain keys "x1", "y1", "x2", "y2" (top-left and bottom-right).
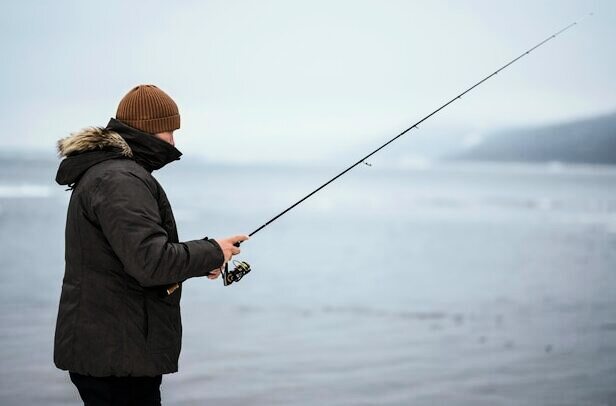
[{"x1": 144, "y1": 295, "x2": 180, "y2": 354}]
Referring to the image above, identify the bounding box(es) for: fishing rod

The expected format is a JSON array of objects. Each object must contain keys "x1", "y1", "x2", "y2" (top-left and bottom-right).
[{"x1": 220, "y1": 14, "x2": 592, "y2": 286}]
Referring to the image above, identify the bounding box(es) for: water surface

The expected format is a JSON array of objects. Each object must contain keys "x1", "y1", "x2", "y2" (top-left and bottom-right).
[{"x1": 0, "y1": 158, "x2": 614, "y2": 405}]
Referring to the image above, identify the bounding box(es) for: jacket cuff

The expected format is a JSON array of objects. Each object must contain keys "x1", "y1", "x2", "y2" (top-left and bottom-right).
[{"x1": 203, "y1": 237, "x2": 225, "y2": 270}]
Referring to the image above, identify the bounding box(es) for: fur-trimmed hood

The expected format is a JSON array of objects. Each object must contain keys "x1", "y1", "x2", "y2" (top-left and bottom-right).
[
  {"x1": 56, "y1": 126, "x2": 133, "y2": 158},
  {"x1": 55, "y1": 118, "x2": 182, "y2": 188}
]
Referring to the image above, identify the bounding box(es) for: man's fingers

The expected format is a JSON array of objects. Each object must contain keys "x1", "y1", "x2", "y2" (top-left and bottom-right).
[
  {"x1": 232, "y1": 235, "x2": 250, "y2": 244},
  {"x1": 215, "y1": 234, "x2": 248, "y2": 260}
]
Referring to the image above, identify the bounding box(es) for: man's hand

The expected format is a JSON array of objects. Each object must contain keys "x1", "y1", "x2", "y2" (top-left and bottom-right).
[
  {"x1": 207, "y1": 267, "x2": 222, "y2": 280},
  {"x1": 209, "y1": 235, "x2": 248, "y2": 281},
  {"x1": 214, "y1": 235, "x2": 249, "y2": 263}
]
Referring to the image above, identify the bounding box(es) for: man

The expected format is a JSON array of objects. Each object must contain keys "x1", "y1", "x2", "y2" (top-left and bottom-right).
[{"x1": 53, "y1": 84, "x2": 248, "y2": 405}]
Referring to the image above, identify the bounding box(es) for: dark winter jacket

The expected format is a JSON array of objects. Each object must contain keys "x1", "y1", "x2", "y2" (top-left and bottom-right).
[{"x1": 53, "y1": 118, "x2": 224, "y2": 377}]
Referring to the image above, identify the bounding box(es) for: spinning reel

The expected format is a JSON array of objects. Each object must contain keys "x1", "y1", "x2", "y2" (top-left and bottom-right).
[
  {"x1": 222, "y1": 260, "x2": 251, "y2": 286},
  {"x1": 222, "y1": 240, "x2": 251, "y2": 286}
]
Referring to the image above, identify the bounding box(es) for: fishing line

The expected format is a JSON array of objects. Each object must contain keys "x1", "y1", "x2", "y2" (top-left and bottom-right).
[{"x1": 221, "y1": 13, "x2": 592, "y2": 286}]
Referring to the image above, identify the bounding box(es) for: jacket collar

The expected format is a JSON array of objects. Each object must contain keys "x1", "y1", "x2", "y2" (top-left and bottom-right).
[{"x1": 105, "y1": 118, "x2": 182, "y2": 172}]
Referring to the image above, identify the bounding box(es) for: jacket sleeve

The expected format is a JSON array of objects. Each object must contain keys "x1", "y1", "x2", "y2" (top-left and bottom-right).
[{"x1": 90, "y1": 169, "x2": 225, "y2": 287}]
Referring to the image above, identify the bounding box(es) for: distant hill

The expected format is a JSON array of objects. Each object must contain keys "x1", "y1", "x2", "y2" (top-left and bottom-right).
[{"x1": 454, "y1": 113, "x2": 616, "y2": 165}]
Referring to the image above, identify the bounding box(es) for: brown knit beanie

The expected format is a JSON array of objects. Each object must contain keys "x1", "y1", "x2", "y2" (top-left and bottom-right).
[{"x1": 116, "y1": 85, "x2": 180, "y2": 134}]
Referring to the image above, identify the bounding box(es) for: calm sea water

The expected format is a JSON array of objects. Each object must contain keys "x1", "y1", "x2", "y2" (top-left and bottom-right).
[{"x1": 0, "y1": 156, "x2": 615, "y2": 405}]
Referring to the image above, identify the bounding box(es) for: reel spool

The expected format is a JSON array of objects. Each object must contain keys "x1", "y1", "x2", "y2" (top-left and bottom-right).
[{"x1": 222, "y1": 260, "x2": 251, "y2": 286}]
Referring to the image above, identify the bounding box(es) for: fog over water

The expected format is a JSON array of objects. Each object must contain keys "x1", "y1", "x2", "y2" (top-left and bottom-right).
[{"x1": 1, "y1": 1, "x2": 615, "y2": 163}]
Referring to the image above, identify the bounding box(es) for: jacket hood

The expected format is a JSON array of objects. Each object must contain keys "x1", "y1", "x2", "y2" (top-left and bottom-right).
[{"x1": 55, "y1": 118, "x2": 182, "y2": 187}]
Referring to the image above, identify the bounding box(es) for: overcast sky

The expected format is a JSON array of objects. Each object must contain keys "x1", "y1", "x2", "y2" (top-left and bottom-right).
[{"x1": 1, "y1": 0, "x2": 614, "y2": 163}]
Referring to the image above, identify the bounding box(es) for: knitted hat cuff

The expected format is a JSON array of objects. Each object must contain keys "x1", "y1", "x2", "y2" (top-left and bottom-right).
[{"x1": 119, "y1": 114, "x2": 180, "y2": 134}]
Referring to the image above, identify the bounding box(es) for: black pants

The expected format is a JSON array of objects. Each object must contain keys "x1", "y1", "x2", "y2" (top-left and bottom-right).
[{"x1": 69, "y1": 372, "x2": 162, "y2": 406}]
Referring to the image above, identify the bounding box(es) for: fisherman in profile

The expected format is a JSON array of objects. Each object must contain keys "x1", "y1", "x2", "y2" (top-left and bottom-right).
[{"x1": 53, "y1": 84, "x2": 248, "y2": 405}]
